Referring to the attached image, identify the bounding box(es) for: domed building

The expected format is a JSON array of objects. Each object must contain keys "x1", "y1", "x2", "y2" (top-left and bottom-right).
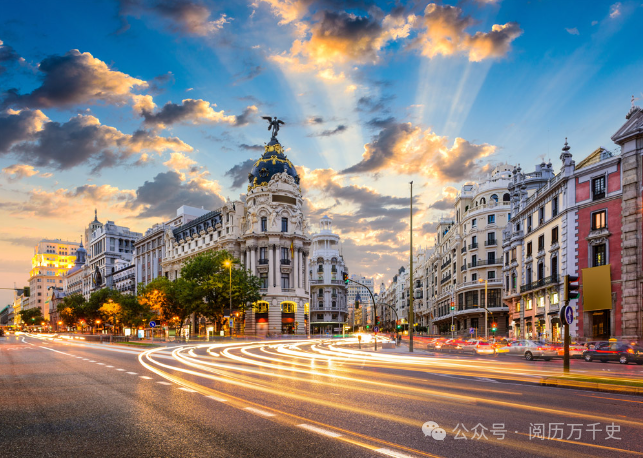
[{"x1": 162, "y1": 128, "x2": 312, "y2": 336}]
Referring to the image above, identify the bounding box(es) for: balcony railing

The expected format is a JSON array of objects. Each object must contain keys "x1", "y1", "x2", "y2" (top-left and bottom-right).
[
  {"x1": 461, "y1": 246, "x2": 467, "y2": 253},
  {"x1": 280, "y1": 259, "x2": 291, "y2": 265},
  {"x1": 485, "y1": 239, "x2": 497, "y2": 246},
  {"x1": 467, "y1": 259, "x2": 499, "y2": 268},
  {"x1": 460, "y1": 265, "x2": 467, "y2": 272},
  {"x1": 440, "y1": 274, "x2": 452, "y2": 285},
  {"x1": 258, "y1": 258, "x2": 269, "y2": 265},
  {"x1": 520, "y1": 274, "x2": 559, "y2": 293},
  {"x1": 440, "y1": 258, "x2": 451, "y2": 270},
  {"x1": 468, "y1": 243, "x2": 478, "y2": 250}
]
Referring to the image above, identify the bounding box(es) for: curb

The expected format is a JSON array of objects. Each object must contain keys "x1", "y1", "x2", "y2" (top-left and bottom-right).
[{"x1": 540, "y1": 377, "x2": 643, "y2": 396}]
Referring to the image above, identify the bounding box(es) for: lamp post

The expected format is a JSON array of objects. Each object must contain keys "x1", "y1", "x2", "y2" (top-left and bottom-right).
[
  {"x1": 478, "y1": 278, "x2": 488, "y2": 340},
  {"x1": 224, "y1": 260, "x2": 232, "y2": 337}
]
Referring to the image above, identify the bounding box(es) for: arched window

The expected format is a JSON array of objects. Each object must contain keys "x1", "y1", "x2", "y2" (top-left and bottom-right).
[
  {"x1": 490, "y1": 194, "x2": 498, "y2": 203},
  {"x1": 503, "y1": 193, "x2": 511, "y2": 202},
  {"x1": 480, "y1": 197, "x2": 486, "y2": 205},
  {"x1": 281, "y1": 301, "x2": 297, "y2": 313},
  {"x1": 465, "y1": 205, "x2": 469, "y2": 212},
  {"x1": 254, "y1": 301, "x2": 269, "y2": 313}
]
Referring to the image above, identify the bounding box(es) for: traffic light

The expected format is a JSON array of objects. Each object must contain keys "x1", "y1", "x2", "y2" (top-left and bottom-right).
[
  {"x1": 450, "y1": 301, "x2": 455, "y2": 311},
  {"x1": 491, "y1": 322, "x2": 497, "y2": 333},
  {"x1": 396, "y1": 324, "x2": 401, "y2": 330},
  {"x1": 342, "y1": 272, "x2": 349, "y2": 284},
  {"x1": 366, "y1": 325, "x2": 370, "y2": 330},
  {"x1": 564, "y1": 275, "x2": 580, "y2": 301},
  {"x1": 376, "y1": 316, "x2": 380, "y2": 325}
]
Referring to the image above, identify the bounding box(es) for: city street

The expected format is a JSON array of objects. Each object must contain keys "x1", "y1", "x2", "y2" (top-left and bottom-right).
[{"x1": 2, "y1": 334, "x2": 642, "y2": 457}]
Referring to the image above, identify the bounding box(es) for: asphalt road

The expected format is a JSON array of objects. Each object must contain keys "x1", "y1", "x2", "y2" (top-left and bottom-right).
[{"x1": 1, "y1": 334, "x2": 642, "y2": 458}]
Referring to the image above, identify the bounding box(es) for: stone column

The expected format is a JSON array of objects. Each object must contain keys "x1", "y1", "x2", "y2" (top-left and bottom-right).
[
  {"x1": 250, "y1": 247, "x2": 256, "y2": 276},
  {"x1": 293, "y1": 245, "x2": 298, "y2": 289},
  {"x1": 268, "y1": 245, "x2": 275, "y2": 289}
]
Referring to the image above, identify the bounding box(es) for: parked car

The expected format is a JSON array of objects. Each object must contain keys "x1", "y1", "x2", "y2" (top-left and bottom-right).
[
  {"x1": 584, "y1": 342, "x2": 643, "y2": 365},
  {"x1": 506, "y1": 340, "x2": 557, "y2": 361}
]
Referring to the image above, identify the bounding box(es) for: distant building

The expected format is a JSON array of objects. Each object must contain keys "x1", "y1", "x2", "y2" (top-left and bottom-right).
[
  {"x1": 64, "y1": 238, "x2": 91, "y2": 299},
  {"x1": 28, "y1": 239, "x2": 80, "y2": 319},
  {"x1": 347, "y1": 274, "x2": 374, "y2": 326},
  {"x1": 308, "y1": 216, "x2": 348, "y2": 335},
  {"x1": 108, "y1": 259, "x2": 135, "y2": 296}
]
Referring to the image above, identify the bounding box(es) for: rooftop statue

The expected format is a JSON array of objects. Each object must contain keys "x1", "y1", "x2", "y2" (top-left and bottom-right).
[{"x1": 262, "y1": 116, "x2": 285, "y2": 141}]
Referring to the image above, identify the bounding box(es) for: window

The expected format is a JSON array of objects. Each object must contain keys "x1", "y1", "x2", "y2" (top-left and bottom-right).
[
  {"x1": 281, "y1": 247, "x2": 289, "y2": 260},
  {"x1": 526, "y1": 299, "x2": 533, "y2": 310},
  {"x1": 537, "y1": 262, "x2": 544, "y2": 280},
  {"x1": 551, "y1": 227, "x2": 559, "y2": 244},
  {"x1": 487, "y1": 232, "x2": 495, "y2": 244},
  {"x1": 488, "y1": 271, "x2": 496, "y2": 280},
  {"x1": 551, "y1": 256, "x2": 558, "y2": 279},
  {"x1": 332, "y1": 301, "x2": 336, "y2": 308},
  {"x1": 488, "y1": 214, "x2": 495, "y2": 224},
  {"x1": 552, "y1": 196, "x2": 558, "y2": 217},
  {"x1": 552, "y1": 292, "x2": 559, "y2": 304},
  {"x1": 471, "y1": 273, "x2": 478, "y2": 281},
  {"x1": 527, "y1": 215, "x2": 532, "y2": 232},
  {"x1": 526, "y1": 242, "x2": 533, "y2": 257},
  {"x1": 538, "y1": 235, "x2": 545, "y2": 251},
  {"x1": 592, "y1": 176, "x2": 606, "y2": 200},
  {"x1": 487, "y1": 252, "x2": 495, "y2": 264},
  {"x1": 592, "y1": 210, "x2": 606, "y2": 230},
  {"x1": 318, "y1": 289, "x2": 323, "y2": 297},
  {"x1": 515, "y1": 302, "x2": 520, "y2": 312},
  {"x1": 538, "y1": 296, "x2": 545, "y2": 308},
  {"x1": 593, "y1": 244, "x2": 606, "y2": 267},
  {"x1": 480, "y1": 197, "x2": 486, "y2": 205},
  {"x1": 511, "y1": 273, "x2": 517, "y2": 289},
  {"x1": 490, "y1": 194, "x2": 498, "y2": 203},
  {"x1": 505, "y1": 275, "x2": 510, "y2": 291},
  {"x1": 259, "y1": 272, "x2": 268, "y2": 288},
  {"x1": 259, "y1": 247, "x2": 267, "y2": 260},
  {"x1": 261, "y1": 217, "x2": 267, "y2": 232},
  {"x1": 472, "y1": 218, "x2": 477, "y2": 227},
  {"x1": 281, "y1": 217, "x2": 288, "y2": 232},
  {"x1": 317, "y1": 313, "x2": 323, "y2": 320},
  {"x1": 281, "y1": 274, "x2": 290, "y2": 289}
]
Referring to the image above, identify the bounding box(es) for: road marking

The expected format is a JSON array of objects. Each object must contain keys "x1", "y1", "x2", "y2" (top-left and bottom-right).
[
  {"x1": 297, "y1": 424, "x2": 342, "y2": 438},
  {"x1": 244, "y1": 407, "x2": 275, "y2": 417},
  {"x1": 126, "y1": 372, "x2": 138, "y2": 375},
  {"x1": 116, "y1": 369, "x2": 125, "y2": 371},
  {"x1": 139, "y1": 376, "x2": 153, "y2": 379},
  {"x1": 375, "y1": 448, "x2": 417, "y2": 458},
  {"x1": 89, "y1": 360, "x2": 96, "y2": 362},
  {"x1": 82, "y1": 358, "x2": 89, "y2": 360},
  {"x1": 76, "y1": 357, "x2": 82, "y2": 358},
  {"x1": 206, "y1": 395, "x2": 228, "y2": 402},
  {"x1": 105, "y1": 365, "x2": 114, "y2": 368},
  {"x1": 156, "y1": 381, "x2": 172, "y2": 385},
  {"x1": 97, "y1": 363, "x2": 105, "y2": 365},
  {"x1": 179, "y1": 387, "x2": 197, "y2": 392}
]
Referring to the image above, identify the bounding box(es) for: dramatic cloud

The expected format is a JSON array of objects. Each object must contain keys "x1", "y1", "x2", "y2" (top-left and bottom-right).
[
  {"x1": 0, "y1": 109, "x2": 192, "y2": 171},
  {"x1": 308, "y1": 124, "x2": 347, "y2": 137},
  {"x1": 2, "y1": 164, "x2": 40, "y2": 181},
  {"x1": 420, "y1": 221, "x2": 439, "y2": 236},
  {"x1": 609, "y1": 2, "x2": 621, "y2": 18},
  {"x1": 429, "y1": 186, "x2": 458, "y2": 210},
  {"x1": 139, "y1": 99, "x2": 256, "y2": 129},
  {"x1": 0, "y1": 233, "x2": 44, "y2": 248},
  {"x1": 128, "y1": 171, "x2": 224, "y2": 218},
  {"x1": 1, "y1": 50, "x2": 147, "y2": 109},
  {"x1": 225, "y1": 159, "x2": 255, "y2": 189},
  {"x1": 0, "y1": 39, "x2": 23, "y2": 75},
  {"x1": 163, "y1": 152, "x2": 197, "y2": 177},
  {"x1": 412, "y1": 4, "x2": 522, "y2": 62},
  {"x1": 565, "y1": 27, "x2": 579, "y2": 35},
  {"x1": 356, "y1": 94, "x2": 394, "y2": 113},
  {"x1": 118, "y1": 0, "x2": 231, "y2": 36},
  {"x1": 64, "y1": 184, "x2": 135, "y2": 203},
  {"x1": 366, "y1": 116, "x2": 395, "y2": 128},
  {"x1": 340, "y1": 121, "x2": 495, "y2": 182},
  {"x1": 239, "y1": 143, "x2": 264, "y2": 151}
]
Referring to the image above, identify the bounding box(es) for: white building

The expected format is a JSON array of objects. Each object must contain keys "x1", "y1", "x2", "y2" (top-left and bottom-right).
[
  {"x1": 88, "y1": 220, "x2": 141, "y2": 292},
  {"x1": 134, "y1": 206, "x2": 210, "y2": 294},
  {"x1": 162, "y1": 134, "x2": 312, "y2": 336},
  {"x1": 109, "y1": 259, "x2": 135, "y2": 296},
  {"x1": 347, "y1": 274, "x2": 375, "y2": 327},
  {"x1": 308, "y1": 216, "x2": 348, "y2": 335},
  {"x1": 64, "y1": 238, "x2": 90, "y2": 298}
]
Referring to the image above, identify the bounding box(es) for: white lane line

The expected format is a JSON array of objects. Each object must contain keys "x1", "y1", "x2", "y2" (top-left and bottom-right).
[
  {"x1": 126, "y1": 372, "x2": 138, "y2": 375},
  {"x1": 76, "y1": 357, "x2": 83, "y2": 359},
  {"x1": 106, "y1": 365, "x2": 114, "y2": 368},
  {"x1": 156, "y1": 381, "x2": 172, "y2": 385},
  {"x1": 116, "y1": 369, "x2": 125, "y2": 371},
  {"x1": 89, "y1": 360, "x2": 96, "y2": 362},
  {"x1": 82, "y1": 358, "x2": 89, "y2": 360},
  {"x1": 375, "y1": 448, "x2": 417, "y2": 458},
  {"x1": 297, "y1": 424, "x2": 342, "y2": 438},
  {"x1": 179, "y1": 387, "x2": 197, "y2": 392},
  {"x1": 244, "y1": 407, "x2": 275, "y2": 417},
  {"x1": 206, "y1": 395, "x2": 228, "y2": 402},
  {"x1": 97, "y1": 363, "x2": 105, "y2": 365},
  {"x1": 139, "y1": 376, "x2": 153, "y2": 380}
]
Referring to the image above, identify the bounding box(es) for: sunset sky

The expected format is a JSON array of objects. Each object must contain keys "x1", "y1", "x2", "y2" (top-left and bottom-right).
[{"x1": 1, "y1": 0, "x2": 642, "y2": 305}]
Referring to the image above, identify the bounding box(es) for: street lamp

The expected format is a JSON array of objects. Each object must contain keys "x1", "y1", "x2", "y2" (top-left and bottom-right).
[{"x1": 223, "y1": 260, "x2": 232, "y2": 337}]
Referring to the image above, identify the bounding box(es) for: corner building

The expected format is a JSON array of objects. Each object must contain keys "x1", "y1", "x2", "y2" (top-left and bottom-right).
[{"x1": 162, "y1": 136, "x2": 311, "y2": 336}]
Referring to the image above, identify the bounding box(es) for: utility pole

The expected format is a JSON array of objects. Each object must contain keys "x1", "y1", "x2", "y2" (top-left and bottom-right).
[{"x1": 409, "y1": 181, "x2": 414, "y2": 353}]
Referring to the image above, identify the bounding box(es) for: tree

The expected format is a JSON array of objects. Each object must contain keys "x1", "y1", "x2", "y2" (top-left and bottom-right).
[
  {"x1": 138, "y1": 277, "x2": 197, "y2": 335},
  {"x1": 19, "y1": 308, "x2": 45, "y2": 326},
  {"x1": 57, "y1": 293, "x2": 86, "y2": 327},
  {"x1": 98, "y1": 300, "x2": 121, "y2": 333}
]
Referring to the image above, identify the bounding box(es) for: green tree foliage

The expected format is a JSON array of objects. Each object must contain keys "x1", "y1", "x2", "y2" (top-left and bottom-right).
[
  {"x1": 57, "y1": 293, "x2": 86, "y2": 326},
  {"x1": 19, "y1": 307, "x2": 45, "y2": 325},
  {"x1": 181, "y1": 250, "x2": 263, "y2": 329},
  {"x1": 138, "y1": 277, "x2": 198, "y2": 333}
]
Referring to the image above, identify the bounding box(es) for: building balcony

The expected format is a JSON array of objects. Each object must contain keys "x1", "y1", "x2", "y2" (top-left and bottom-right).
[
  {"x1": 461, "y1": 246, "x2": 467, "y2": 254},
  {"x1": 467, "y1": 259, "x2": 500, "y2": 268},
  {"x1": 258, "y1": 259, "x2": 269, "y2": 265},
  {"x1": 440, "y1": 258, "x2": 451, "y2": 270},
  {"x1": 280, "y1": 259, "x2": 291, "y2": 265},
  {"x1": 520, "y1": 274, "x2": 559, "y2": 293},
  {"x1": 440, "y1": 274, "x2": 452, "y2": 285},
  {"x1": 485, "y1": 240, "x2": 497, "y2": 247},
  {"x1": 460, "y1": 265, "x2": 467, "y2": 272},
  {"x1": 468, "y1": 243, "x2": 478, "y2": 250}
]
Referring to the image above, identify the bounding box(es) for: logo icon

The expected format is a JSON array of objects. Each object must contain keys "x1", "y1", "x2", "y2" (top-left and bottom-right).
[{"x1": 422, "y1": 421, "x2": 447, "y2": 440}]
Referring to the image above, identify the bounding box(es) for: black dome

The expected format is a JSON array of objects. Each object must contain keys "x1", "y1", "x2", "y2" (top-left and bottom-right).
[{"x1": 247, "y1": 140, "x2": 299, "y2": 191}]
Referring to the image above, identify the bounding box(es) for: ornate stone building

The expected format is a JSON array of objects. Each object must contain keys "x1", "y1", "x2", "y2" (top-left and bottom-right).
[
  {"x1": 162, "y1": 134, "x2": 312, "y2": 336},
  {"x1": 308, "y1": 216, "x2": 348, "y2": 335}
]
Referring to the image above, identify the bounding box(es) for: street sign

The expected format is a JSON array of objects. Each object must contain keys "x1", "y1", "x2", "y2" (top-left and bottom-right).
[
  {"x1": 149, "y1": 321, "x2": 156, "y2": 328},
  {"x1": 451, "y1": 325, "x2": 455, "y2": 331},
  {"x1": 374, "y1": 326, "x2": 379, "y2": 333},
  {"x1": 469, "y1": 327, "x2": 475, "y2": 335},
  {"x1": 229, "y1": 318, "x2": 234, "y2": 328},
  {"x1": 562, "y1": 305, "x2": 574, "y2": 325}
]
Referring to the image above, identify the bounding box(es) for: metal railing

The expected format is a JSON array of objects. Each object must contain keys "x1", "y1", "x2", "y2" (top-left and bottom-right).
[{"x1": 520, "y1": 274, "x2": 559, "y2": 293}]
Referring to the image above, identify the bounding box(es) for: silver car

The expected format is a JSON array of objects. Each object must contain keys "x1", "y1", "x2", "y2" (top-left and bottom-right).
[{"x1": 507, "y1": 340, "x2": 557, "y2": 361}]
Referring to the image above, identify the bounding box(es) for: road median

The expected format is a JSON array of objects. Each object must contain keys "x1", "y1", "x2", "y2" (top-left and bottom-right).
[{"x1": 541, "y1": 374, "x2": 643, "y2": 396}]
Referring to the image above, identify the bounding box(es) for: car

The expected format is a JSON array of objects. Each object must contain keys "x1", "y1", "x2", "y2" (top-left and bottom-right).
[
  {"x1": 491, "y1": 340, "x2": 510, "y2": 354},
  {"x1": 583, "y1": 342, "x2": 643, "y2": 365},
  {"x1": 442, "y1": 339, "x2": 468, "y2": 353},
  {"x1": 506, "y1": 340, "x2": 558, "y2": 361},
  {"x1": 427, "y1": 338, "x2": 448, "y2": 351},
  {"x1": 466, "y1": 340, "x2": 496, "y2": 355},
  {"x1": 550, "y1": 342, "x2": 585, "y2": 358}
]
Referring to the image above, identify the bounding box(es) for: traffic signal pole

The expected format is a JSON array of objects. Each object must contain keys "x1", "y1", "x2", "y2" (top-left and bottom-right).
[
  {"x1": 562, "y1": 274, "x2": 579, "y2": 374},
  {"x1": 345, "y1": 276, "x2": 378, "y2": 351}
]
